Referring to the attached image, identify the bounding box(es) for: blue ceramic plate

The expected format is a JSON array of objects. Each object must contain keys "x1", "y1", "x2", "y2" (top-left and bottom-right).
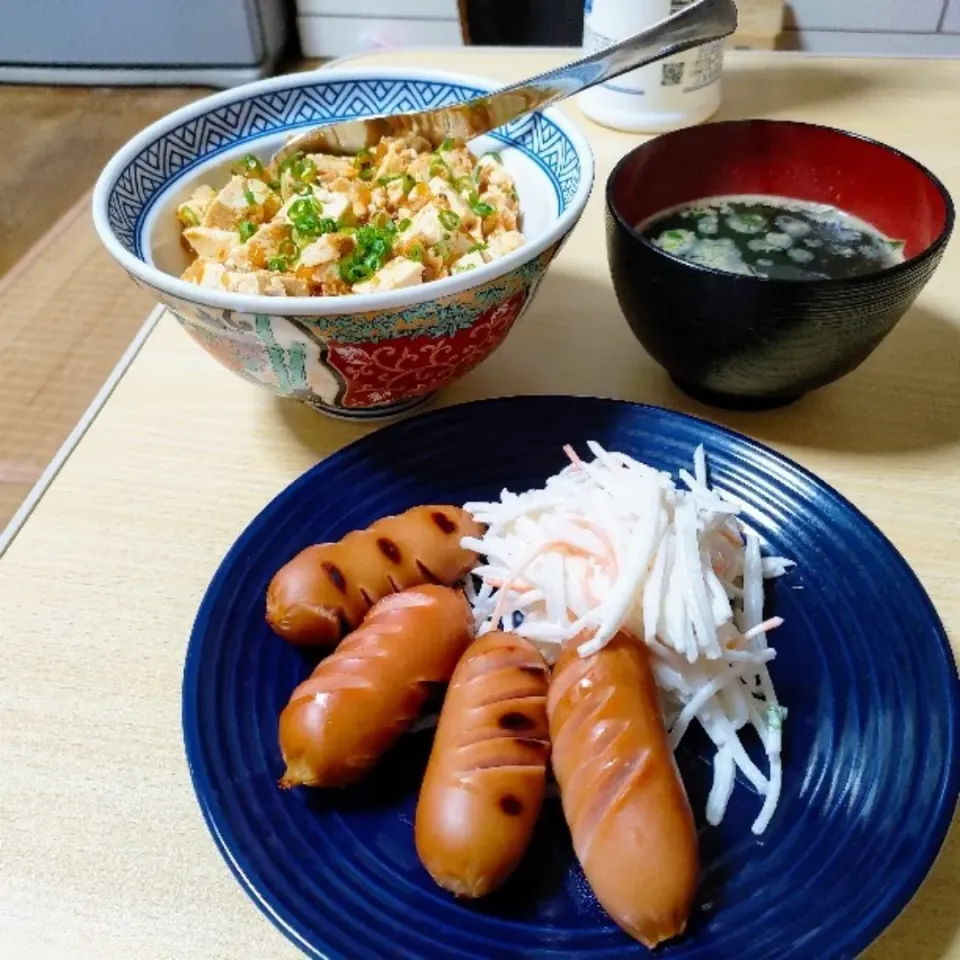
[{"x1": 183, "y1": 396, "x2": 959, "y2": 960}]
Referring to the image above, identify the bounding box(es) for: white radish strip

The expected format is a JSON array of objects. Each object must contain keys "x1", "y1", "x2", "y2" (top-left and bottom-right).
[
  {"x1": 642, "y1": 536, "x2": 669, "y2": 642},
  {"x1": 577, "y1": 483, "x2": 662, "y2": 657},
  {"x1": 706, "y1": 744, "x2": 736, "y2": 826},
  {"x1": 669, "y1": 651, "x2": 776, "y2": 749}
]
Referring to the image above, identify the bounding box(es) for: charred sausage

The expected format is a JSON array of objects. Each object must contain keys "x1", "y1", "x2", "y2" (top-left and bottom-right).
[
  {"x1": 415, "y1": 631, "x2": 550, "y2": 898},
  {"x1": 278, "y1": 585, "x2": 474, "y2": 788},
  {"x1": 266, "y1": 505, "x2": 483, "y2": 647},
  {"x1": 547, "y1": 632, "x2": 699, "y2": 948}
]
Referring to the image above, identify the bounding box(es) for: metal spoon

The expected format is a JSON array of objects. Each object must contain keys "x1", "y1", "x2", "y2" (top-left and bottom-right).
[{"x1": 271, "y1": 0, "x2": 738, "y2": 163}]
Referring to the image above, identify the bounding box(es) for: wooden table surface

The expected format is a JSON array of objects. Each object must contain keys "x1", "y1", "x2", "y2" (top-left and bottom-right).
[{"x1": 1, "y1": 48, "x2": 958, "y2": 960}]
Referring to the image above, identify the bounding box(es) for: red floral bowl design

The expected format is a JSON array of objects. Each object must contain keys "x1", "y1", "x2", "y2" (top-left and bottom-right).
[{"x1": 147, "y1": 245, "x2": 559, "y2": 418}]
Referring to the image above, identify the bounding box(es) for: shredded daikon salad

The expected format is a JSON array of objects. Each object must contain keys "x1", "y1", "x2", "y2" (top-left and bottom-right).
[{"x1": 461, "y1": 442, "x2": 794, "y2": 835}]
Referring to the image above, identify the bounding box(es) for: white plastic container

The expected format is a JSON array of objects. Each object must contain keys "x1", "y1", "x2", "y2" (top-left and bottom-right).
[{"x1": 579, "y1": 0, "x2": 724, "y2": 133}]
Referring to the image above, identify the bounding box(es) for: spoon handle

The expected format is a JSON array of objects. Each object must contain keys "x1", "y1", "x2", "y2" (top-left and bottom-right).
[
  {"x1": 476, "y1": 0, "x2": 738, "y2": 128},
  {"x1": 273, "y1": 0, "x2": 738, "y2": 160}
]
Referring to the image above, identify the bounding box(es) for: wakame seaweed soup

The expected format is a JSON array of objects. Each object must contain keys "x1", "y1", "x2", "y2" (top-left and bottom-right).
[{"x1": 639, "y1": 195, "x2": 905, "y2": 280}]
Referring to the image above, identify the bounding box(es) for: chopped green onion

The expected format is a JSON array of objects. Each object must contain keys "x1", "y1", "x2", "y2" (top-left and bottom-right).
[
  {"x1": 179, "y1": 206, "x2": 199, "y2": 227},
  {"x1": 376, "y1": 174, "x2": 399, "y2": 186},
  {"x1": 267, "y1": 255, "x2": 290, "y2": 271},
  {"x1": 289, "y1": 197, "x2": 320, "y2": 221},
  {"x1": 353, "y1": 147, "x2": 374, "y2": 178},
  {"x1": 238, "y1": 220, "x2": 257, "y2": 242},
  {"x1": 402, "y1": 173, "x2": 416, "y2": 195},
  {"x1": 470, "y1": 196, "x2": 495, "y2": 217},
  {"x1": 398, "y1": 217, "x2": 412, "y2": 232},
  {"x1": 439, "y1": 137, "x2": 455, "y2": 152},
  {"x1": 278, "y1": 238, "x2": 299, "y2": 262},
  {"x1": 317, "y1": 217, "x2": 338, "y2": 235},
  {"x1": 292, "y1": 156, "x2": 317, "y2": 183},
  {"x1": 243, "y1": 187, "x2": 257, "y2": 206},
  {"x1": 408, "y1": 243, "x2": 424, "y2": 262},
  {"x1": 277, "y1": 151, "x2": 304, "y2": 175},
  {"x1": 438, "y1": 209, "x2": 461, "y2": 231},
  {"x1": 429, "y1": 156, "x2": 452, "y2": 180},
  {"x1": 467, "y1": 241, "x2": 487, "y2": 254},
  {"x1": 452, "y1": 261, "x2": 477, "y2": 274},
  {"x1": 268, "y1": 179, "x2": 281, "y2": 191},
  {"x1": 452, "y1": 176, "x2": 474, "y2": 194},
  {"x1": 483, "y1": 150, "x2": 504, "y2": 164},
  {"x1": 339, "y1": 257, "x2": 374, "y2": 285},
  {"x1": 233, "y1": 153, "x2": 265, "y2": 177}
]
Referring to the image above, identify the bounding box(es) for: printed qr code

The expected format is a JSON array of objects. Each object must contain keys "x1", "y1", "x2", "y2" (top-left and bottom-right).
[{"x1": 662, "y1": 62, "x2": 685, "y2": 87}]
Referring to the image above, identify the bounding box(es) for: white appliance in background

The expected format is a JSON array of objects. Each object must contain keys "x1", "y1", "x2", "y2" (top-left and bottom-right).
[
  {"x1": 0, "y1": 0, "x2": 288, "y2": 87},
  {"x1": 296, "y1": 0, "x2": 464, "y2": 58}
]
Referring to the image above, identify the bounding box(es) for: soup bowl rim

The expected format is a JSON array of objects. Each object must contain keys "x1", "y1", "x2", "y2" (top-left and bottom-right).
[{"x1": 606, "y1": 118, "x2": 955, "y2": 288}]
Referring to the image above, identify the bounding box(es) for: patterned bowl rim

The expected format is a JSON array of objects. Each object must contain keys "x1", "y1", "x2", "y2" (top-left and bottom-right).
[{"x1": 92, "y1": 66, "x2": 595, "y2": 317}]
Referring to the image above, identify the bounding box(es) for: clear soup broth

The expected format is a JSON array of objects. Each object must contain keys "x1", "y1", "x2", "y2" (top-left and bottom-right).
[{"x1": 637, "y1": 194, "x2": 906, "y2": 281}]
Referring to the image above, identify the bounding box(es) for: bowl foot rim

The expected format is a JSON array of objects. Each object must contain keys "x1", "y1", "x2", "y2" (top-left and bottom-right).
[
  {"x1": 671, "y1": 376, "x2": 806, "y2": 411},
  {"x1": 300, "y1": 392, "x2": 435, "y2": 421}
]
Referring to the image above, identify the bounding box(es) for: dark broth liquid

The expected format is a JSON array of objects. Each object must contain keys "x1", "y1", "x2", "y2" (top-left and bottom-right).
[{"x1": 638, "y1": 195, "x2": 905, "y2": 280}]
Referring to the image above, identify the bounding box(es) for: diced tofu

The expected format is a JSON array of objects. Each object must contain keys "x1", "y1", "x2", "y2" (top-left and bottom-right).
[
  {"x1": 428, "y1": 177, "x2": 473, "y2": 222},
  {"x1": 306, "y1": 153, "x2": 355, "y2": 180},
  {"x1": 182, "y1": 227, "x2": 241, "y2": 263},
  {"x1": 439, "y1": 145, "x2": 473, "y2": 180},
  {"x1": 353, "y1": 257, "x2": 424, "y2": 294},
  {"x1": 224, "y1": 270, "x2": 303, "y2": 296},
  {"x1": 476, "y1": 154, "x2": 516, "y2": 193},
  {"x1": 177, "y1": 184, "x2": 217, "y2": 226},
  {"x1": 299, "y1": 233, "x2": 347, "y2": 269},
  {"x1": 195, "y1": 262, "x2": 228, "y2": 289},
  {"x1": 225, "y1": 242, "x2": 252, "y2": 271},
  {"x1": 246, "y1": 220, "x2": 292, "y2": 264},
  {"x1": 278, "y1": 274, "x2": 310, "y2": 296},
  {"x1": 374, "y1": 140, "x2": 409, "y2": 180},
  {"x1": 202, "y1": 176, "x2": 272, "y2": 230},
  {"x1": 405, "y1": 154, "x2": 433, "y2": 182},
  {"x1": 402, "y1": 203, "x2": 447, "y2": 248},
  {"x1": 450, "y1": 250, "x2": 485, "y2": 274},
  {"x1": 385, "y1": 178, "x2": 409, "y2": 206},
  {"x1": 315, "y1": 189, "x2": 352, "y2": 225},
  {"x1": 483, "y1": 230, "x2": 525, "y2": 262},
  {"x1": 277, "y1": 186, "x2": 350, "y2": 225}
]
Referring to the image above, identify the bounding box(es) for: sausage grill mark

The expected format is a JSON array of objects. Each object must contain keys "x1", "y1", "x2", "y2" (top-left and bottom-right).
[
  {"x1": 518, "y1": 664, "x2": 549, "y2": 677},
  {"x1": 335, "y1": 608, "x2": 353, "y2": 636},
  {"x1": 376, "y1": 537, "x2": 402, "y2": 564},
  {"x1": 322, "y1": 562, "x2": 347, "y2": 594},
  {"x1": 416, "y1": 559, "x2": 443, "y2": 584},
  {"x1": 499, "y1": 794, "x2": 524, "y2": 816},
  {"x1": 499, "y1": 711, "x2": 536, "y2": 731},
  {"x1": 431, "y1": 511, "x2": 458, "y2": 534},
  {"x1": 359, "y1": 587, "x2": 374, "y2": 608}
]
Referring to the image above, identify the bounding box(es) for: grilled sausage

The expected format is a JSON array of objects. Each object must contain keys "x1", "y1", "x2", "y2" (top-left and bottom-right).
[
  {"x1": 415, "y1": 631, "x2": 550, "y2": 898},
  {"x1": 266, "y1": 505, "x2": 483, "y2": 647},
  {"x1": 547, "y1": 632, "x2": 699, "y2": 948},
  {"x1": 278, "y1": 585, "x2": 474, "y2": 788}
]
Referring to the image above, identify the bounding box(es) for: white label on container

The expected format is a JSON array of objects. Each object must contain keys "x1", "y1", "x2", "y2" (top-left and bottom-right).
[{"x1": 683, "y1": 40, "x2": 723, "y2": 91}]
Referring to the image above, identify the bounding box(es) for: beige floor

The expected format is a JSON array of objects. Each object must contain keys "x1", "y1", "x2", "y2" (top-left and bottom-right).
[{"x1": 0, "y1": 84, "x2": 201, "y2": 529}]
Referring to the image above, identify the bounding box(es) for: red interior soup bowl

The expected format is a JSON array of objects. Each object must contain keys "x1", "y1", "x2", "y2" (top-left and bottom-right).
[{"x1": 606, "y1": 119, "x2": 954, "y2": 408}]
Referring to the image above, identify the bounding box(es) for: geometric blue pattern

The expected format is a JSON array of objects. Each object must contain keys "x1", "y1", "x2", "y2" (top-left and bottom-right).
[{"x1": 106, "y1": 76, "x2": 584, "y2": 259}]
